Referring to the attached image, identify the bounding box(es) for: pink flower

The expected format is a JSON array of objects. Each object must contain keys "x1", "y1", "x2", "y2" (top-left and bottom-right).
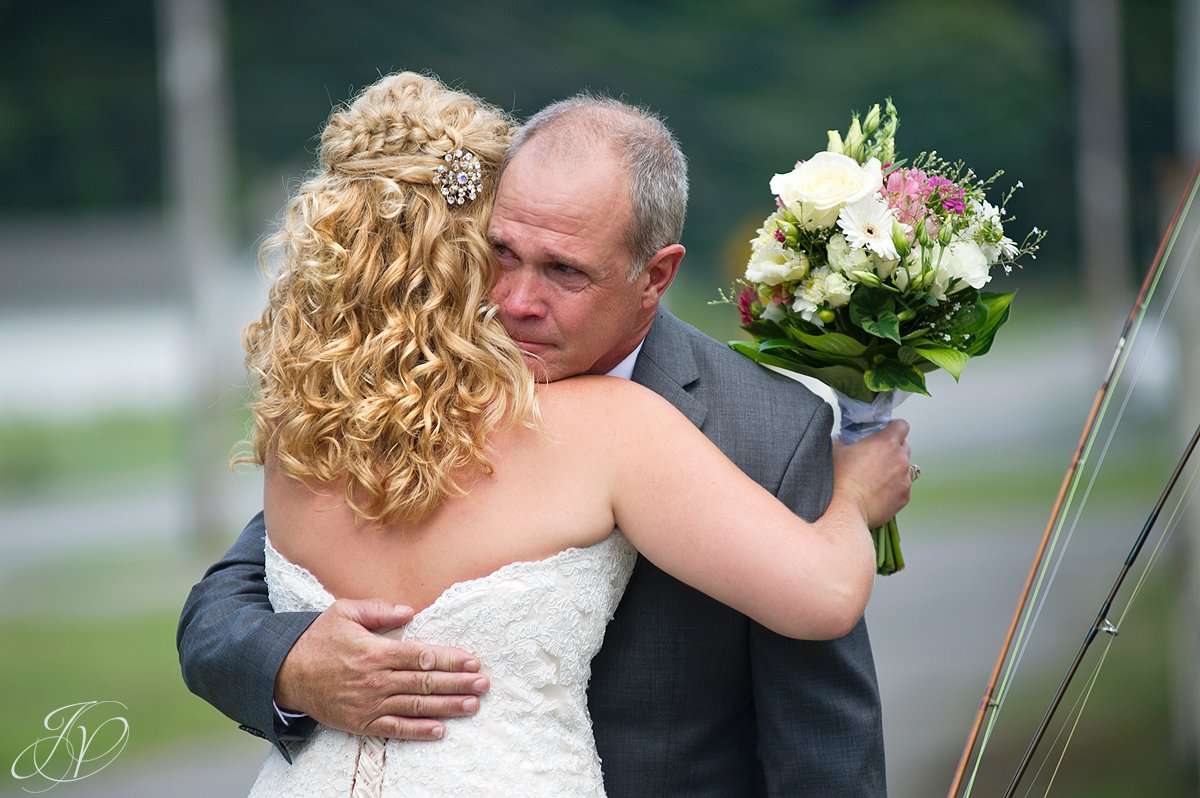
[
  {"x1": 927, "y1": 175, "x2": 966, "y2": 215},
  {"x1": 884, "y1": 168, "x2": 929, "y2": 228},
  {"x1": 738, "y1": 284, "x2": 757, "y2": 323}
]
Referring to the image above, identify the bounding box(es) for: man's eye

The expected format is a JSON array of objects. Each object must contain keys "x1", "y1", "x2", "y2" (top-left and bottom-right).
[
  {"x1": 493, "y1": 243, "x2": 513, "y2": 257},
  {"x1": 552, "y1": 263, "x2": 580, "y2": 276}
]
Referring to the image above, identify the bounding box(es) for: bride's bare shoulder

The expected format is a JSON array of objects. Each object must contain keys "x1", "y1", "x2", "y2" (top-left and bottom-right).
[
  {"x1": 532, "y1": 376, "x2": 688, "y2": 455},
  {"x1": 536, "y1": 375, "x2": 668, "y2": 418}
]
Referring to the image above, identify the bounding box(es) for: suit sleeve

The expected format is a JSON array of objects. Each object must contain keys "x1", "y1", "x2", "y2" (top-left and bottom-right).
[
  {"x1": 176, "y1": 511, "x2": 319, "y2": 761},
  {"x1": 748, "y1": 400, "x2": 888, "y2": 797}
]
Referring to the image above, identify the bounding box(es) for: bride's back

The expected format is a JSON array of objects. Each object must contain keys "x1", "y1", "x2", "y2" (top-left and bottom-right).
[
  {"x1": 263, "y1": 377, "x2": 628, "y2": 612},
  {"x1": 253, "y1": 376, "x2": 639, "y2": 798}
]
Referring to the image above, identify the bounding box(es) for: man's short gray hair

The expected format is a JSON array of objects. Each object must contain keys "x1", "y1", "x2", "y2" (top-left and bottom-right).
[{"x1": 504, "y1": 93, "x2": 689, "y2": 279}]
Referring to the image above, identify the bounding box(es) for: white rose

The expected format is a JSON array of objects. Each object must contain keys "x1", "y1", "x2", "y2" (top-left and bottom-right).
[
  {"x1": 770, "y1": 153, "x2": 883, "y2": 230},
  {"x1": 826, "y1": 233, "x2": 871, "y2": 274},
  {"x1": 822, "y1": 271, "x2": 854, "y2": 308},
  {"x1": 744, "y1": 243, "x2": 809, "y2": 286},
  {"x1": 938, "y1": 241, "x2": 991, "y2": 293}
]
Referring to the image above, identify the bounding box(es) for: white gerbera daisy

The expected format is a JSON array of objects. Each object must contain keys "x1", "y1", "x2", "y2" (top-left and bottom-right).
[{"x1": 837, "y1": 197, "x2": 901, "y2": 260}]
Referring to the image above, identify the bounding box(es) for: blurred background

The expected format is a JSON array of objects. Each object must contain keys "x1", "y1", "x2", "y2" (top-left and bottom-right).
[{"x1": 1, "y1": 0, "x2": 1198, "y2": 795}]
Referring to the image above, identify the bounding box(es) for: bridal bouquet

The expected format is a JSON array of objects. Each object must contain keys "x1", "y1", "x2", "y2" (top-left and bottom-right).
[{"x1": 727, "y1": 100, "x2": 1043, "y2": 574}]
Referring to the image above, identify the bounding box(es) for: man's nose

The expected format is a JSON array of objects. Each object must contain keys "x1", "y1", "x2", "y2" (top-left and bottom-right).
[{"x1": 494, "y1": 269, "x2": 546, "y2": 319}]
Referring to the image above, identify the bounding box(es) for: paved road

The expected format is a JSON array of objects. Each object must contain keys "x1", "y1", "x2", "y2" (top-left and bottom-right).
[{"x1": 867, "y1": 503, "x2": 1148, "y2": 795}]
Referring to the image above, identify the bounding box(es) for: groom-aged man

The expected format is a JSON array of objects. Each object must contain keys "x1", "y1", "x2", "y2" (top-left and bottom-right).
[{"x1": 179, "y1": 94, "x2": 887, "y2": 797}]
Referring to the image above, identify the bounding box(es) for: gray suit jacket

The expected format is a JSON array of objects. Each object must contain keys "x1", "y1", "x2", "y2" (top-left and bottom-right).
[{"x1": 177, "y1": 309, "x2": 885, "y2": 797}]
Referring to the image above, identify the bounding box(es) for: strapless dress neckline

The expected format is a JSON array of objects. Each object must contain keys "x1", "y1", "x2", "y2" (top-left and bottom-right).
[{"x1": 250, "y1": 529, "x2": 637, "y2": 797}]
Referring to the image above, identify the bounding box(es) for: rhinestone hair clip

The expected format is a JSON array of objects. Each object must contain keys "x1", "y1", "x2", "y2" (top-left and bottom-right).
[{"x1": 433, "y1": 149, "x2": 483, "y2": 205}]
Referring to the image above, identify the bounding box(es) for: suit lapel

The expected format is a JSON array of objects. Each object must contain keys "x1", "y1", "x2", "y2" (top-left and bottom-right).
[{"x1": 631, "y1": 309, "x2": 708, "y2": 429}]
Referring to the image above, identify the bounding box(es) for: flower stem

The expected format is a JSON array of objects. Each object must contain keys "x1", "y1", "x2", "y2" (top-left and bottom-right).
[
  {"x1": 889, "y1": 518, "x2": 905, "y2": 572},
  {"x1": 872, "y1": 517, "x2": 905, "y2": 575}
]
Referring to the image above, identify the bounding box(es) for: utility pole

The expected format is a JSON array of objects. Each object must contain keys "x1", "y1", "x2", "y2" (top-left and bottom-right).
[
  {"x1": 156, "y1": 0, "x2": 237, "y2": 547},
  {"x1": 1071, "y1": 0, "x2": 1132, "y2": 350},
  {"x1": 1172, "y1": 0, "x2": 1200, "y2": 776}
]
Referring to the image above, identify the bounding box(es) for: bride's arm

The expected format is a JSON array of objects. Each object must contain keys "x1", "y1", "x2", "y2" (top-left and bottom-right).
[{"x1": 594, "y1": 379, "x2": 910, "y2": 640}]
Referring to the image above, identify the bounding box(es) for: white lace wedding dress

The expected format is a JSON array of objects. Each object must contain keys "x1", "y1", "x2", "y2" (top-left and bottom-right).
[{"x1": 248, "y1": 531, "x2": 636, "y2": 798}]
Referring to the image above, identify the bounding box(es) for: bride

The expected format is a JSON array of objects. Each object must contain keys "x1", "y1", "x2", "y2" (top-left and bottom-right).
[{"x1": 243, "y1": 71, "x2": 910, "y2": 797}]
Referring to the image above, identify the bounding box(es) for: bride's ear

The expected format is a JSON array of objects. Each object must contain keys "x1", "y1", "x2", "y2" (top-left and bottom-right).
[{"x1": 639, "y1": 244, "x2": 685, "y2": 308}]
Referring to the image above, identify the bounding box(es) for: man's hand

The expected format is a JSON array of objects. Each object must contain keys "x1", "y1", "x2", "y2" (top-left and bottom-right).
[{"x1": 274, "y1": 598, "x2": 490, "y2": 740}]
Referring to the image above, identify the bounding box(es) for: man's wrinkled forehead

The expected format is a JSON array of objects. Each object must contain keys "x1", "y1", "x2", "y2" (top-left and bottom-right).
[
  {"x1": 505, "y1": 121, "x2": 626, "y2": 180},
  {"x1": 497, "y1": 141, "x2": 626, "y2": 217}
]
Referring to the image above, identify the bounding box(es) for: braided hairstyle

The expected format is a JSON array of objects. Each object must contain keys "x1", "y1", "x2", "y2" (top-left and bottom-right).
[{"x1": 240, "y1": 72, "x2": 535, "y2": 524}]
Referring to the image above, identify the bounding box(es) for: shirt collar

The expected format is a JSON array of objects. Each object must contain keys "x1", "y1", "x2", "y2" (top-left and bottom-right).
[{"x1": 604, "y1": 340, "x2": 645, "y2": 381}]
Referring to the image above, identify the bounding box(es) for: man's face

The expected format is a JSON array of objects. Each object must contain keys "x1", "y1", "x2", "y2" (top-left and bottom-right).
[{"x1": 488, "y1": 146, "x2": 654, "y2": 382}]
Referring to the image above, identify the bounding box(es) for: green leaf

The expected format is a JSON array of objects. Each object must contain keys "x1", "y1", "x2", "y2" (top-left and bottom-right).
[
  {"x1": 790, "y1": 329, "x2": 868, "y2": 356},
  {"x1": 756, "y1": 337, "x2": 806, "y2": 353},
  {"x1": 849, "y1": 290, "x2": 901, "y2": 343},
  {"x1": 943, "y1": 300, "x2": 988, "y2": 336},
  {"x1": 966, "y1": 291, "x2": 1016, "y2": 357},
  {"x1": 750, "y1": 338, "x2": 867, "y2": 369},
  {"x1": 897, "y1": 346, "x2": 941, "y2": 372},
  {"x1": 803, "y1": 351, "x2": 871, "y2": 368},
  {"x1": 864, "y1": 359, "x2": 929, "y2": 395},
  {"x1": 900, "y1": 331, "x2": 932, "y2": 344},
  {"x1": 802, "y1": 364, "x2": 874, "y2": 401},
  {"x1": 729, "y1": 342, "x2": 806, "y2": 373},
  {"x1": 910, "y1": 345, "x2": 970, "y2": 380},
  {"x1": 881, "y1": 157, "x2": 908, "y2": 177},
  {"x1": 729, "y1": 342, "x2": 873, "y2": 401},
  {"x1": 742, "y1": 319, "x2": 787, "y2": 341},
  {"x1": 979, "y1": 291, "x2": 1016, "y2": 325}
]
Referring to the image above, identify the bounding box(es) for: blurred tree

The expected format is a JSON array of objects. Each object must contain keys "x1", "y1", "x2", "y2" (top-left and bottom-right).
[
  {"x1": 224, "y1": 0, "x2": 1069, "y2": 285},
  {"x1": 0, "y1": 0, "x2": 161, "y2": 209}
]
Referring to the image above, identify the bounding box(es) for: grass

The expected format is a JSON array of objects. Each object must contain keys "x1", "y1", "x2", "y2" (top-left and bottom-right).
[
  {"x1": 0, "y1": 612, "x2": 242, "y2": 775},
  {"x1": 0, "y1": 406, "x2": 252, "y2": 500},
  {"x1": 0, "y1": 542, "x2": 254, "y2": 778},
  {"x1": 0, "y1": 413, "x2": 182, "y2": 493}
]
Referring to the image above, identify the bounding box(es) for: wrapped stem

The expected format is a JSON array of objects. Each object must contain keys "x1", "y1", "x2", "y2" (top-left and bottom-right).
[{"x1": 835, "y1": 389, "x2": 907, "y2": 576}]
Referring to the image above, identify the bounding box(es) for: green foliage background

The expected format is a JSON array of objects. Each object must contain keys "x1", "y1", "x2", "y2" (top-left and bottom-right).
[{"x1": 0, "y1": 0, "x2": 1180, "y2": 299}]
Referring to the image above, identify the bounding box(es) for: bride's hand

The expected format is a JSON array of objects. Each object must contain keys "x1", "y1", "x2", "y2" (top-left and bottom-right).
[{"x1": 832, "y1": 420, "x2": 912, "y2": 529}]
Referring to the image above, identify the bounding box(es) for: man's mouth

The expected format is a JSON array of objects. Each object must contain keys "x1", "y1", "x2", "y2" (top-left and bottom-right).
[{"x1": 512, "y1": 339, "x2": 552, "y2": 353}]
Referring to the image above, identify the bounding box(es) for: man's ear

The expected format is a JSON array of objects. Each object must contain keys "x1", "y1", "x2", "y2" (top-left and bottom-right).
[{"x1": 640, "y1": 244, "x2": 685, "y2": 308}]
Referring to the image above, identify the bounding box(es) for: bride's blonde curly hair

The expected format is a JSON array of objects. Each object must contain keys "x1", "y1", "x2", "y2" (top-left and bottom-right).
[{"x1": 240, "y1": 71, "x2": 535, "y2": 524}]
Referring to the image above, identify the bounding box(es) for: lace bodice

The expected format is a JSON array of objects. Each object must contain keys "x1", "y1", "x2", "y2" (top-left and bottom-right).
[{"x1": 248, "y1": 532, "x2": 636, "y2": 798}]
